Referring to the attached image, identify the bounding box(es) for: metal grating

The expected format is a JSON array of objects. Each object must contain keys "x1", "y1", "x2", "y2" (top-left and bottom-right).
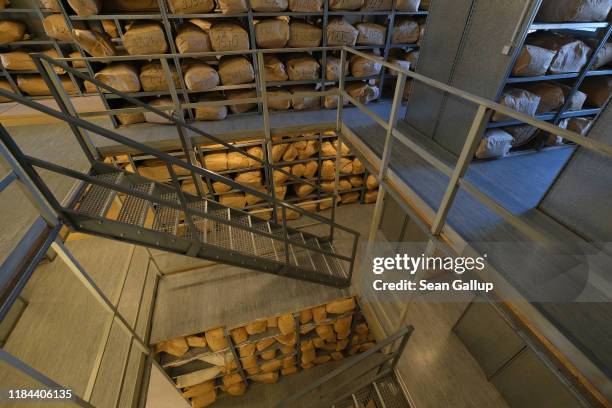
[
  {"x1": 228, "y1": 211, "x2": 256, "y2": 255},
  {"x1": 309, "y1": 237, "x2": 334, "y2": 277},
  {"x1": 250, "y1": 220, "x2": 279, "y2": 261},
  {"x1": 152, "y1": 193, "x2": 180, "y2": 235},
  {"x1": 206, "y1": 206, "x2": 231, "y2": 249},
  {"x1": 117, "y1": 183, "x2": 154, "y2": 226},
  {"x1": 289, "y1": 233, "x2": 311, "y2": 268},
  {"x1": 320, "y1": 241, "x2": 348, "y2": 279},
  {"x1": 374, "y1": 375, "x2": 411, "y2": 408},
  {"x1": 184, "y1": 200, "x2": 208, "y2": 241},
  {"x1": 77, "y1": 172, "x2": 123, "y2": 217},
  {"x1": 354, "y1": 384, "x2": 382, "y2": 408}
]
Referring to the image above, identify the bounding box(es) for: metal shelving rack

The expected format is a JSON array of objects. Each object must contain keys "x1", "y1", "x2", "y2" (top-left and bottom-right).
[{"x1": 1, "y1": 0, "x2": 428, "y2": 125}]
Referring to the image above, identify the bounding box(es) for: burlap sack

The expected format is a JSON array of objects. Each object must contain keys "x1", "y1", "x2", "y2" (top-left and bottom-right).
[
  {"x1": 392, "y1": 19, "x2": 420, "y2": 44},
  {"x1": 195, "y1": 93, "x2": 228, "y2": 121},
  {"x1": 288, "y1": 21, "x2": 322, "y2": 48},
  {"x1": 295, "y1": 183, "x2": 315, "y2": 197},
  {"x1": 283, "y1": 144, "x2": 298, "y2": 161},
  {"x1": 168, "y1": 0, "x2": 214, "y2": 13},
  {"x1": 590, "y1": 40, "x2": 612, "y2": 69},
  {"x1": 315, "y1": 324, "x2": 336, "y2": 341},
  {"x1": 276, "y1": 333, "x2": 296, "y2": 347},
  {"x1": 356, "y1": 23, "x2": 386, "y2": 46},
  {"x1": 349, "y1": 175, "x2": 363, "y2": 187},
  {"x1": 224, "y1": 382, "x2": 246, "y2": 396},
  {"x1": 341, "y1": 191, "x2": 359, "y2": 203},
  {"x1": 537, "y1": 0, "x2": 612, "y2": 22},
  {"x1": 212, "y1": 180, "x2": 232, "y2": 193},
  {"x1": 288, "y1": 0, "x2": 322, "y2": 11},
  {"x1": 325, "y1": 56, "x2": 348, "y2": 81},
  {"x1": 210, "y1": 23, "x2": 250, "y2": 51},
  {"x1": 334, "y1": 139, "x2": 350, "y2": 154},
  {"x1": 17, "y1": 75, "x2": 76, "y2": 96},
  {"x1": 155, "y1": 337, "x2": 189, "y2": 357},
  {"x1": 327, "y1": 19, "x2": 358, "y2": 46},
  {"x1": 329, "y1": 0, "x2": 363, "y2": 10},
  {"x1": 218, "y1": 56, "x2": 254, "y2": 86},
  {"x1": 139, "y1": 62, "x2": 180, "y2": 92},
  {"x1": 251, "y1": 372, "x2": 279, "y2": 383},
  {"x1": 272, "y1": 145, "x2": 289, "y2": 163},
  {"x1": 226, "y1": 89, "x2": 257, "y2": 113},
  {"x1": 251, "y1": 0, "x2": 287, "y2": 11},
  {"x1": 300, "y1": 309, "x2": 312, "y2": 324},
  {"x1": 235, "y1": 170, "x2": 262, "y2": 186},
  {"x1": 0, "y1": 50, "x2": 63, "y2": 73},
  {"x1": 175, "y1": 21, "x2": 213, "y2": 54},
  {"x1": 334, "y1": 315, "x2": 352, "y2": 336},
  {"x1": 346, "y1": 82, "x2": 379, "y2": 104},
  {"x1": 286, "y1": 55, "x2": 320, "y2": 80},
  {"x1": 327, "y1": 297, "x2": 355, "y2": 313},
  {"x1": 364, "y1": 189, "x2": 377, "y2": 203},
  {"x1": 256, "y1": 337, "x2": 275, "y2": 352},
  {"x1": 503, "y1": 125, "x2": 538, "y2": 147},
  {"x1": 580, "y1": 76, "x2": 612, "y2": 107},
  {"x1": 144, "y1": 97, "x2": 175, "y2": 123},
  {"x1": 324, "y1": 89, "x2": 349, "y2": 109},
  {"x1": 560, "y1": 84, "x2": 587, "y2": 111},
  {"x1": 246, "y1": 146, "x2": 263, "y2": 167},
  {"x1": 301, "y1": 347, "x2": 316, "y2": 365},
  {"x1": 245, "y1": 319, "x2": 267, "y2": 334},
  {"x1": 43, "y1": 15, "x2": 71, "y2": 42},
  {"x1": 290, "y1": 86, "x2": 320, "y2": 110},
  {"x1": 67, "y1": 0, "x2": 100, "y2": 16},
  {"x1": 277, "y1": 314, "x2": 295, "y2": 335},
  {"x1": 102, "y1": 19, "x2": 118, "y2": 38},
  {"x1": 275, "y1": 184, "x2": 287, "y2": 199},
  {"x1": 511, "y1": 44, "x2": 556, "y2": 77},
  {"x1": 73, "y1": 29, "x2": 116, "y2": 57},
  {"x1": 104, "y1": 0, "x2": 158, "y2": 11},
  {"x1": 183, "y1": 62, "x2": 219, "y2": 91},
  {"x1": 255, "y1": 18, "x2": 289, "y2": 48},
  {"x1": 204, "y1": 152, "x2": 228, "y2": 171},
  {"x1": 94, "y1": 64, "x2": 140, "y2": 92},
  {"x1": 475, "y1": 129, "x2": 513, "y2": 159},
  {"x1": 350, "y1": 53, "x2": 382, "y2": 77},
  {"x1": 268, "y1": 88, "x2": 292, "y2": 110},
  {"x1": 320, "y1": 160, "x2": 335, "y2": 180},
  {"x1": 282, "y1": 366, "x2": 298, "y2": 375},
  {"x1": 217, "y1": 0, "x2": 248, "y2": 13},
  {"x1": 366, "y1": 175, "x2": 378, "y2": 189},
  {"x1": 220, "y1": 192, "x2": 246, "y2": 208},
  {"x1": 298, "y1": 140, "x2": 317, "y2": 159},
  {"x1": 361, "y1": 0, "x2": 392, "y2": 10},
  {"x1": 123, "y1": 22, "x2": 168, "y2": 55},
  {"x1": 303, "y1": 161, "x2": 318, "y2": 178},
  {"x1": 491, "y1": 88, "x2": 541, "y2": 122},
  {"x1": 69, "y1": 51, "x2": 86, "y2": 68},
  {"x1": 116, "y1": 110, "x2": 145, "y2": 126},
  {"x1": 405, "y1": 49, "x2": 419, "y2": 67},
  {"x1": 40, "y1": 0, "x2": 61, "y2": 12},
  {"x1": 396, "y1": 0, "x2": 420, "y2": 11},
  {"x1": 352, "y1": 158, "x2": 364, "y2": 174},
  {"x1": 527, "y1": 33, "x2": 591, "y2": 74},
  {"x1": 388, "y1": 58, "x2": 411, "y2": 75},
  {"x1": 264, "y1": 55, "x2": 288, "y2": 81},
  {"x1": 238, "y1": 342, "x2": 255, "y2": 357},
  {"x1": 520, "y1": 82, "x2": 564, "y2": 114},
  {"x1": 227, "y1": 151, "x2": 250, "y2": 170}
]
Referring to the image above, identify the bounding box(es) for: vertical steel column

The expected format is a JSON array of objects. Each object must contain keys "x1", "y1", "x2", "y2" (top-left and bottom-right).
[
  {"x1": 377, "y1": 0, "x2": 398, "y2": 97},
  {"x1": 430, "y1": 105, "x2": 490, "y2": 235},
  {"x1": 331, "y1": 49, "x2": 348, "y2": 240},
  {"x1": 335, "y1": 49, "x2": 347, "y2": 132}
]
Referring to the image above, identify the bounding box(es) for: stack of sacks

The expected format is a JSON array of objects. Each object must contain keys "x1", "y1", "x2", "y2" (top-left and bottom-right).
[
  {"x1": 525, "y1": 32, "x2": 591, "y2": 74},
  {"x1": 94, "y1": 64, "x2": 141, "y2": 93},
  {"x1": 350, "y1": 52, "x2": 383, "y2": 77},
  {"x1": 255, "y1": 17, "x2": 289, "y2": 48},
  {"x1": 324, "y1": 56, "x2": 349, "y2": 81},
  {"x1": 123, "y1": 22, "x2": 168, "y2": 55},
  {"x1": 264, "y1": 55, "x2": 288, "y2": 81},
  {"x1": 491, "y1": 88, "x2": 540, "y2": 122},
  {"x1": 392, "y1": 18, "x2": 420, "y2": 44},
  {"x1": 286, "y1": 54, "x2": 320, "y2": 80},
  {"x1": 364, "y1": 174, "x2": 379, "y2": 203},
  {"x1": 321, "y1": 139, "x2": 349, "y2": 156},
  {"x1": 17, "y1": 75, "x2": 77, "y2": 96},
  {"x1": 175, "y1": 20, "x2": 213, "y2": 54},
  {"x1": 183, "y1": 60, "x2": 220, "y2": 91},
  {"x1": 327, "y1": 19, "x2": 358, "y2": 46},
  {"x1": 195, "y1": 92, "x2": 227, "y2": 121},
  {"x1": 288, "y1": 21, "x2": 322, "y2": 48},
  {"x1": 475, "y1": 129, "x2": 513, "y2": 159},
  {"x1": 140, "y1": 62, "x2": 181, "y2": 92},
  {"x1": 536, "y1": 0, "x2": 612, "y2": 22},
  {"x1": 209, "y1": 22, "x2": 250, "y2": 51},
  {"x1": 355, "y1": 23, "x2": 386, "y2": 46},
  {"x1": 218, "y1": 56, "x2": 254, "y2": 85}
]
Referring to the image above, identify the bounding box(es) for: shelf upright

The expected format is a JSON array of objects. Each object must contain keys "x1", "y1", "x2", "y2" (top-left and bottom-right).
[
  {"x1": 320, "y1": 0, "x2": 330, "y2": 107},
  {"x1": 376, "y1": 0, "x2": 398, "y2": 99}
]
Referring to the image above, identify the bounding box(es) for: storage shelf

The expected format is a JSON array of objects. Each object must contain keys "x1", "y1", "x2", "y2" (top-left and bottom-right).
[
  {"x1": 530, "y1": 21, "x2": 609, "y2": 30},
  {"x1": 487, "y1": 108, "x2": 602, "y2": 128},
  {"x1": 0, "y1": 8, "x2": 53, "y2": 13},
  {"x1": 161, "y1": 345, "x2": 230, "y2": 369}
]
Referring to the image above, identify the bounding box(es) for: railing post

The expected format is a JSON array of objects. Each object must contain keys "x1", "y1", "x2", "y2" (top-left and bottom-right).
[
  {"x1": 430, "y1": 105, "x2": 491, "y2": 235},
  {"x1": 167, "y1": 163, "x2": 202, "y2": 257},
  {"x1": 281, "y1": 205, "x2": 290, "y2": 266},
  {"x1": 336, "y1": 48, "x2": 347, "y2": 133}
]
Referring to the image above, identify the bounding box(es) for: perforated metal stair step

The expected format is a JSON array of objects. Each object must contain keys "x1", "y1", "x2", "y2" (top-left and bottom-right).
[
  {"x1": 117, "y1": 183, "x2": 154, "y2": 227},
  {"x1": 250, "y1": 220, "x2": 279, "y2": 261},
  {"x1": 152, "y1": 193, "x2": 180, "y2": 235},
  {"x1": 77, "y1": 172, "x2": 123, "y2": 217},
  {"x1": 320, "y1": 241, "x2": 348, "y2": 279}
]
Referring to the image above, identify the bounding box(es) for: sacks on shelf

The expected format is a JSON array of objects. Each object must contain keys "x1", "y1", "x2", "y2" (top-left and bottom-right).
[
  {"x1": 94, "y1": 64, "x2": 141, "y2": 93},
  {"x1": 155, "y1": 336, "x2": 188, "y2": 357},
  {"x1": 227, "y1": 151, "x2": 250, "y2": 170},
  {"x1": 350, "y1": 53, "x2": 383, "y2": 77},
  {"x1": 297, "y1": 140, "x2": 318, "y2": 159},
  {"x1": 116, "y1": 110, "x2": 145, "y2": 126},
  {"x1": 329, "y1": 0, "x2": 364, "y2": 10},
  {"x1": 405, "y1": 49, "x2": 419, "y2": 67},
  {"x1": 282, "y1": 143, "x2": 298, "y2": 161},
  {"x1": 295, "y1": 183, "x2": 315, "y2": 197},
  {"x1": 251, "y1": 0, "x2": 288, "y2": 11},
  {"x1": 102, "y1": 19, "x2": 119, "y2": 38},
  {"x1": 204, "y1": 152, "x2": 228, "y2": 171},
  {"x1": 67, "y1": 0, "x2": 100, "y2": 16},
  {"x1": 235, "y1": 170, "x2": 262, "y2": 186},
  {"x1": 168, "y1": 0, "x2": 215, "y2": 13},
  {"x1": 352, "y1": 157, "x2": 364, "y2": 174},
  {"x1": 140, "y1": 62, "x2": 181, "y2": 92},
  {"x1": 288, "y1": 21, "x2": 322, "y2": 48},
  {"x1": 324, "y1": 88, "x2": 349, "y2": 109},
  {"x1": 388, "y1": 58, "x2": 411, "y2": 75},
  {"x1": 327, "y1": 18, "x2": 358, "y2": 46},
  {"x1": 144, "y1": 97, "x2": 175, "y2": 123},
  {"x1": 361, "y1": 0, "x2": 392, "y2": 10},
  {"x1": 364, "y1": 189, "x2": 377, "y2": 203},
  {"x1": 286, "y1": 54, "x2": 320, "y2": 80},
  {"x1": 392, "y1": 18, "x2": 420, "y2": 44},
  {"x1": 396, "y1": 0, "x2": 420, "y2": 11},
  {"x1": 123, "y1": 22, "x2": 168, "y2": 55},
  {"x1": 39, "y1": 0, "x2": 61, "y2": 11},
  {"x1": 213, "y1": 180, "x2": 233, "y2": 193},
  {"x1": 17, "y1": 75, "x2": 77, "y2": 96},
  {"x1": 268, "y1": 88, "x2": 292, "y2": 110},
  {"x1": 217, "y1": 0, "x2": 248, "y2": 13},
  {"x1": 320, "y1": 160, "x2": 335, "y2": 180},
  {"x1": 104, "y1": 0, "x2": 159, "y2": 11},
  {"x1": 251, "y1": 371, "x2": 279, "y2": 383},
  {"x1": 587, "y1": 39, "x2": 612, "y2": 69},
  {"x1": 580, "y1": 76, "x2": 612, "y2": 107},
  {"x1": 511, "y1": 44, "x2": 556, "y2": 77},
  {"x1": 560, "y1": 84, "x2": 587, "y2": 111},
  {"x1": 73, "y1": 29, "x2": 116, "y2": 57},
  {"x1": 491, "y1": 88, "x2": 540, "y2": 122},
  {"x1": 220, "y1": 192, "x2": 246, "y2": 208},
  {"x1": 195, "y1": 92, "x2": 228, "y2": 121},
  {"x1": 264, "y1": 55, "x2": 288, "y2": 81},
  {"x1": 0, "y1": 81, "x2": 12, "y2": 103},
  {"x1": 246, "y1": 145, "x2": 263, "y2": 167},
  {"x1": 303, "y1": 160, "x2": 318, "y2": 178},
  {"x1": 223, "y1": 382, "x2": 246, "y2": 396},
  {"x1": 175, "y1": 20, "x2": 213, "y2": 54},
  {"x1": 42, "y1": 15, "x2": 72, "y2": 42},
  {"x1": 536, "y1": 0, "x2": 612, "y2": 23},
  {"x1": 289, "y1": 0, "x2": 322, "y2": 12},
  {"x1": 346, "y1": 82, "x2": 380, "y2": 104},
  {"x1": 366, "y1": 174, "x2": 379, "y2": 190},
  {"x1": 324, "y1": 56, "x2": 349, "y2": 81},
  {"x1": 209, "y1": 23, "x2": 250, "y2": 52},
  {"x1": 475, "y1": 129, "x2": 513, "y2": 159},
  {"x1": 341, "y1": 191, "x2": 360, "y2": 203},
  {"x1": 69, "y1": 51, "x2": 86, "y2": 68},
  {"x1": 527, "y1": 32, "x2": 591, "y2": 74},
  {"x1": 520, "y1": 82, "x2": 565, "y2": 114},
  {"x1": 245, "y1": 184, "x2": 267, "y2": 204},
  {"x1": 356, "y1": 23, "x2": 386, "y2": 46},
  {"x1": 0, "y1": 50, "x2": 63, "y2": 73},
  {"x1": 255, "y1": 18, "x2": 290, "y2": 49},
  {"x1": 340, "y1": 157, "x2": 355, "y2": 175},
  {"x1": 218, "y1": 56, "x2": 254, "y2": 85},
  {"x1": 290, "y1": 86, "x2": 321, "y2": 110},
  {"x1": 503, "y1": 125, "x2": 538, "y2": 147},
  {"x1": 183, "y1": 61, "x2": 220, "y2": 91},
  {"x1": 226, "y1": 88, "x2": 257, "y2": 113},
  {"x1": 349, "y1": 175, "x2": 363, "y2": 187}
]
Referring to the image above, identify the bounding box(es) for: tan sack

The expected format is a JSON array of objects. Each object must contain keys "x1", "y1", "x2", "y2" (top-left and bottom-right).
[
  {"x1": 289, "y1": 0, "x2": 322, "y2": 11},
  {"x1": 268, "y1": 88, "x2": 292, "y2": 110},
  {"x1": 361, "y1": 0, "x2": 392, "y2": 10},
  {"x1": 567, "y1": 117, "x2": 592, "y2": 136},
  {"x1": 329, "y1": 0, "x2": 363, "y2": 10},
  {"x1": 155, "y1": 337, "x2": 189, "y2": 357},
  {"x1": 182, "y1": 381, "x2": 215, "y2": 399},
  {"x1": 491, "y1": 88, "x2": 540, "y2": 122},
  {"x1": 278, "y1": 314, "x2": 295, "y2": 335},
  {"x1": 327, "y1": 297, "x2": 356, "y2": 313},
  {"x1": 72, "y1": 29, "x2": 116, "y2": 58},
  {"x1": 255, "y1": 18, "x2": 289, "y2": 48},
  {"x1": 276, "y1": 332, "x2": 296, "y2": 346},
  {"x1": 536, "y1": 0, "x2": 612, "y2": 22},
  {"x1": 168, "y1": 0, "x2": 214, "y2": 13},
  {"x1": 349, "y1": 175, "x2": 363, "y2": 187},
  {"x1": 503, "y1": 125, "x2": 538, "y2": 147},
  {"x1": 290, "y1": 86, "x2": 320, "y2": 110},
  {"x1": 264, "y1": 55, "x2": 288, "y2": 81},
  {"x1": 282, "y1": 366, "x2": 298, "y2": 375},
  {"x1": 320, "y1": 160, "x2": 335, "y2": 180},
  {"x1": 144, "y1": 97, "x2": 175, "y2": 124},
  {"x1": 116, "y1": 111, "x2": 145, "y2": 126},
  {"x1": 324, "y1": 88, "x2": 349, "y2": 109},
  {"x1": 95, "y1": 64, "x2": 140, "y2": 92},
  {"x1": 341, "y1": 191, "x2": 360, "y2": 203},
  {"x1": 140, "y1": 62, "x2": 180, "y2": 92},
  {"x1": 325, "y1": 56, "x2": 348, "y2": 80},
  {"x1": 405, "y1": 49, "x2": 419, "y2": 67},
  {"x1": 589, "y1": 40, "x2": 612, "y2": 69},
  {"x1": 364, "y1": 189, "x2": 378, "y2": 203},
  {"x1": 218, "y1": 0, "x2": 248, "y2": 13},
  {"x1": 183, "y1": 62, "x2": 219, "y2": 91},
  {"x1": 366, "y1": 175, "x2": 378, "y2": 189},
  {"x1": 224, "y1": 382, "x2": 246, "y2": 396},
  {"x1": 218, "y1": 56, "x2": 254, "y2": 85},
  {"x1": 388, "y1": 58, "x2": 411, "y2": 75},
  {"x1": 246, "y1": 146, "x2": 263, "y2": 167},
  {"x1": 195, "y1": 92, "x2": 227, "y2": 120},
  {"x1": 186, "y1": 334, "x2": 207, "y2": 348},
  {"x1": 511, "y1": 45, "x2": 556, "y2": 77},
  {"x1": 527, "y1": 32, "x2": 591, "y2": 74},
  {"x1": 40, "y1": 0, "x2": 61, "y2": 12},
  {"x1": 251, "y1": 0, "x2": 287, "y2": 11},
  {"x1": 298, "y1": 140, "x2": 317, "y2": 159},
  {"x1": 204, "y1": 152, "x2": 228, "y2": 171},
  {"x1": 352, "y1": 157, "x2": 364, "y2": 174},
  {"x1": 295, "y1": 183, "x2": 315, "y2": 197},
  {"x1": 245, "y1": 319, "x2": 267, "y2": 335},
  {"x1": 560, "y1": 84, "x2": 587, "y2": 111},
  {"x1": 288, "y1": 21, "x2": 322, "y2": 48},
  {"x1": 392, "y1": 19, "x2": 420, "y2": 44},
  {"x1": 17, "y1": 75, "x2": 76, "y2": 96},
  {"x1": 300, "y1": 309, "x2": 313, "y2": 324},
  {"x1": 520, "y1": 82, "x2": 565, "y2": 114},
  {"x1": 475, "y1": 129, "x2": 513, "y2": 159},
  {"x1": 350, "y1": 53, "x2": 382, "y2": 77},
  {"x1": 209, "y1": 23, "x2": 250, "y2": 51},
  {"x1": 283, "y1": 144, "x2": 298, "y2": 161},
  {"x1": 123, "y1": 22, "x2": 168, "y2": 55},
  {"x1": 67, "y1": 0, "x2": 100, "y2": 16},
  {"x1": 251, "y1": 372, "x2": 279, "y2": 383},
  {"x1": 272, "y1": 145, "x2": 289, "y2": 163},
  {"x1": 70, "y1": 51, "x2": 86, "y2": 68},
  {"x1": 220, "y1": 193, "x2": 246, "y2": 208},
  {"x1": 327, "y1": 19, "x2": 358, "y2": 46},
  {"x1": 104, "y1": 0, "x2": 159, "y2": 11},
  {"x1": 303, "y1": 160, "x2": 318, "y2": 178},
  {"x1": 227, "y1": 151, "x2": 250, "y2": 170},
  {"x1": 346, "y1": 82, "x2": 379, "y2": 104},
  {"x1": 43, "y1": 15, "x2": 72, "y2": 42},
  {"x1": 356, "y1": 23, "x2": 386, "y2": 46},
  {"x1": 175, "y1": 21, "x2": 212, "y2": 54},
  {"x1": 286, "y1": 54, "x2": 320, "y2": 80},
  {"x1": 235, "y1": 170, "x2": 262, "y2": 186},
  {"x1": 580, "y1": 76, "x2": 612, "y2": 107},
  {"x1": 0, "y1": 81, "x2": 12, "y2": 102},
  {"x1": 213, "y1": 181, "x2": 233, "y2": 193},
  {"x1": 396, "y1": 0, "x2": 420, "y2": 11},
  {"x1": 102, "y1": 19, "x2": 119, "y2": 38},
  {"x1": 226, "y1": 89, "x2": 257, "y2": 114},
  {"x1": 0, "y1": 50, "x2": 64, "y2": 73}
]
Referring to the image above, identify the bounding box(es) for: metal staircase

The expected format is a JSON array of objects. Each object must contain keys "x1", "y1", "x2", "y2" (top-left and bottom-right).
[{"x1": 0, "y1": 53, "x2": 359, "y2": 288}]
